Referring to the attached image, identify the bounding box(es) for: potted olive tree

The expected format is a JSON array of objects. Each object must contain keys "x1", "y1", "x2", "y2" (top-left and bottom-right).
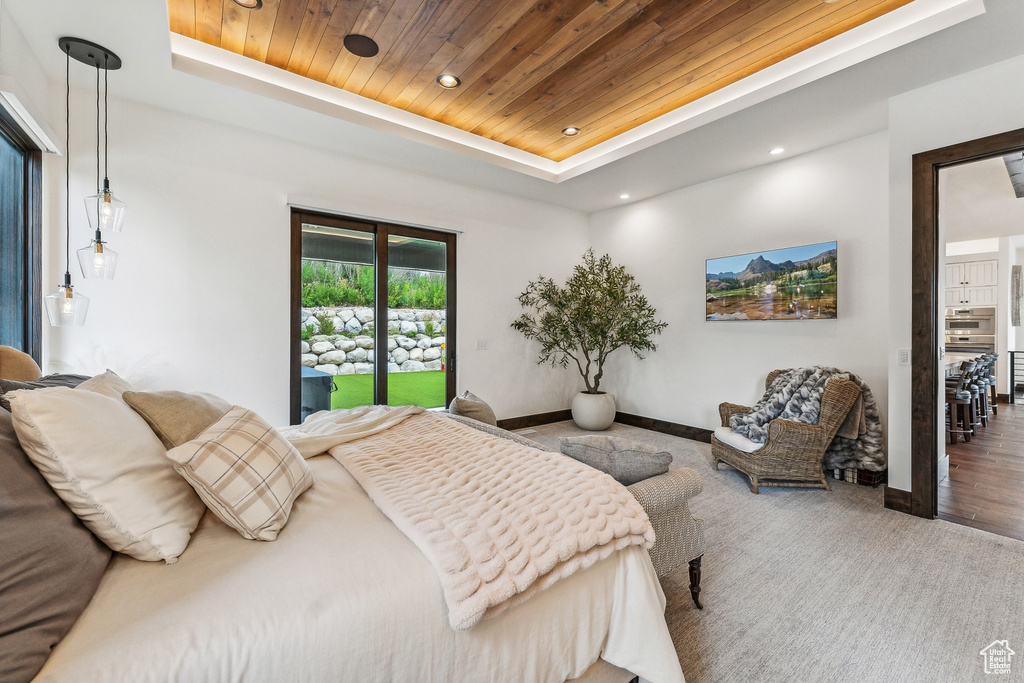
[{"x1": 512, "y1": 249, "x2": 667, "y2": 430}]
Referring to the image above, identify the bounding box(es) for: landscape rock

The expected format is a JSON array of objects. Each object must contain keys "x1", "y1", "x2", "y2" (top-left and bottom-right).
[
  {"x1": 399, "y1": 321, "x2": 418, "y2": 335},
  {"x1": 423, "y1": 360, "x2": 443, "y2": 371},
  {"x1": 391, "y1": 348, "x2": 410, "y2": 365},
  {"x1": 398, "y1": 311, "x2": 415, "y2": 322},
  {"x1": 310, "y1": 334, "x2": 330, "y2": 343},
  {"x1": 314, "y1": 364, "x2": 338, "y2": 375},
  {"x1": 388, "y1": 362, "x2": 401, "y2": 373},
  {"x1": 344, "y1": 318, "x2": 362, "y2": 333},
  {"x1": 337, "y1": 363, "x2": 355, "y2": 375},
  {"x1": 397, "y1": 337, "x2": 417, "y2": 350},
  {"x1": 423, "y1": 347, "x2": 441, "y2": 361},
  {"x1": 416, "y1": 338, "x2": 432, "y2": 350},
  {"x1": 354, "y1": 362, "x2": 374, "y2": 374},
  {"x1": 355, "y1": 308, "x2": 374, "y2": 323},
  {"x1": 387, "y1": 337, "x2": 397, "y2": 351},
  {"x1": 318, "y1": 350, "x2": 348, "y2": 365},
  {"x1": 355, "y1": 335, "x2": 374, "y2": 349},
  {"x1": 409, "y1": 348, "x2": 424, "y2": 362},
  {"x1": 335, "y1": 338, "x2": 356, "y2": 352},
  {"x1": 432, "y1": 336, "x2": 445, "y2": 347},
  {"x1": 311, "y1": 341, "x2": 335, "y2": 354},
  {"x1": 337, "y1": 309, "x2": 354, "y2": 322},
  {"x1": 347, "y1": 348, "x2": 368, "y2": 363},
  {"x1": 301, "y1": 354, "x2": 318, "y2": 367},
  {"x1": 300, "y1": 341, "x2": 310, "y2": 354},
  {"x1": 400, "y1": 360, "x2": 426, "y2": 372}
]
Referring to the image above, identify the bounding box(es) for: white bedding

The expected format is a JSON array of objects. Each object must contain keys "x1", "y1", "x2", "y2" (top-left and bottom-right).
[{"x1": 33, "y1": 454, "x2": 684, "y2": 683}]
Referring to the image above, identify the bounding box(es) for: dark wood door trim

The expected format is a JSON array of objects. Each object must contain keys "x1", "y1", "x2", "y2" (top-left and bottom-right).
[{"x1": 910, "y1": 126, "x2": 1024, "y2": 518}]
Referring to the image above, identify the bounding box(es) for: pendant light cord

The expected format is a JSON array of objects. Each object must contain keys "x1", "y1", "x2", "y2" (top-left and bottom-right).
[
  {"x1": 103, "y1": 59, "x2": 109, "y2": 185},
  {"x1": 64, "y1": 48, "x2": 70, "y2": 277},
  {"x1": 95, "y1": 64, "x2": 100, "y2": 194}
]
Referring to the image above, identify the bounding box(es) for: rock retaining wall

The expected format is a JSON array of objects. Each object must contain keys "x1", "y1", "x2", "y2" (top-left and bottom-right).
[{"x1": 300, "y1": 307, "x2": 446, "y2": 375}]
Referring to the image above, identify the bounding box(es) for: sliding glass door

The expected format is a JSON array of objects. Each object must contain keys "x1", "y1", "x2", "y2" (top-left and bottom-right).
[{"x1": 290, "y1": 210, "x2": 456, "y2": 423}]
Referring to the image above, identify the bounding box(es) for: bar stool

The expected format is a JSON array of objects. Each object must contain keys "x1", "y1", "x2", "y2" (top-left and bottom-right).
[{"x1": 946, "y1": 360, "x2": 977, "y2": 444}]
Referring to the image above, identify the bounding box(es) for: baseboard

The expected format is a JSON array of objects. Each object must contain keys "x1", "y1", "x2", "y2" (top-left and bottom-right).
[
  {"x1": 614, "y1": 412, "x2": 713, "y2": 443},
  {"x1": 883, "y1": 485, "x2": 913, "y2": 514},
  {"x1": 496, "y1": 409, "x2": 572, "y2": 431},
  {"x1": 497, "y1": 409, "x2": 713, "y2": 444}
]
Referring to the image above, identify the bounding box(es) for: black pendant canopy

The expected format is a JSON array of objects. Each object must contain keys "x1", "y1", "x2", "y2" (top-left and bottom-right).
[{"x1": 58, "y1": 37, "x2": 121, "y2": 70}]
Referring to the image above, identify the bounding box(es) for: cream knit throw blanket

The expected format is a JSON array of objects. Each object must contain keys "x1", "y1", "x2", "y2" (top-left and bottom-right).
[{"x1": 328, "y1": 412, "x2": 655, "y2": 630}]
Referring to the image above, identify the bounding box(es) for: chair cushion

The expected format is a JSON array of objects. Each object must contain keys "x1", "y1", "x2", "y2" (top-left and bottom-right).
[
  {"x1": 713, "y1": 426, "x2": 764, "y2": 453},
  {"x1": 0, "y1": 346, "x2": 41, "y2": 382},
  {"x1": 558, "y1": 435, "x2": 672, "y2": 485}
]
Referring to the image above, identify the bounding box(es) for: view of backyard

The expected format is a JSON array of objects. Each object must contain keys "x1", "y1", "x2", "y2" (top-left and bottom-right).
[{"x1": 301, "y1": 258, "x2": 447, "y2": 410}]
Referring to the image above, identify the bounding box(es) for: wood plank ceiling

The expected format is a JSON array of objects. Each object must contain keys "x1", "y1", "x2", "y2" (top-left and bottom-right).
[{"x1": 168, "y1": 0, "x2": 915, "y2": 162}]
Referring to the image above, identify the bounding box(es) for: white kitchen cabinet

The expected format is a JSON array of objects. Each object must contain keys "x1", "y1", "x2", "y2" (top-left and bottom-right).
[{"x1": 946, "y1": 259, "x2": 997, "y2": 306}]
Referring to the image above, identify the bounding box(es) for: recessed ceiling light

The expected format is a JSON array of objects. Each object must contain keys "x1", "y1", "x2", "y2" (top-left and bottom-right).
[
  {"x1": 562, "y1": 126, "x2": 581, "y2": 137},
  {"x1": 436, "y1": 74, "x2": 461, "y2": 89},
  {"x1": 343, "y1": 34, "x2": 379, "y2": 58},
  {"x1": 232, "y1": 0, "x2": 262, "y2": 8},
  {"x1": 620, "y1": 193, "x2": 630, "y2": 200},
  {"x1": 769, "y1": 147, "x2": 785, "y2": 155}
]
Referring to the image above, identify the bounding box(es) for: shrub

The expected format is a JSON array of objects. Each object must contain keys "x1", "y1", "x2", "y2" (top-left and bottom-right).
[
  {"x1": 301, "y1": 323, "x2": 315, "y2": 341},
  {"x1": 318, "y1": 314, "x2": 336, "y2": 336}
]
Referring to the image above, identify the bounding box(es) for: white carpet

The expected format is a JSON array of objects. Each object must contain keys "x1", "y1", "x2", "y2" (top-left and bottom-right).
[{"x1": 523, "y1": 421, "x2": 1024, "y2": 683}]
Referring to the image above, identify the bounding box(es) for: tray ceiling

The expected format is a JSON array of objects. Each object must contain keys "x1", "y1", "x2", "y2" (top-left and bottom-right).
[{"x1": 167, "y1": 0, "x2": 915, "y2": 162}]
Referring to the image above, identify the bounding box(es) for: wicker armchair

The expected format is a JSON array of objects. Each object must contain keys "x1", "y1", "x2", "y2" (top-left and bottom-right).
[{"x1": 712, "y1": 370, "x2": 861, "y2": 494}]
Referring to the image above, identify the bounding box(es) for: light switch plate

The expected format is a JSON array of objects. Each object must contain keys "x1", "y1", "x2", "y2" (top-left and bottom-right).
[{"x1": 898, "y1": 349, "x2": 911, "y2": 366}]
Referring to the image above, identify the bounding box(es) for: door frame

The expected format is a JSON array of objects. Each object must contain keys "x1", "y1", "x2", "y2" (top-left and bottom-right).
[
  {"x1": 289, "y1": 209, "x2": 457, "y2": 424},
  {"x1": 909, "y1": 126, "x2": 1024, "y2": 518}
]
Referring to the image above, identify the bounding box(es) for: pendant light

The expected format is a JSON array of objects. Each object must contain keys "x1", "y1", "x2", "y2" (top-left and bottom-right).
[
  {"x1": 45, "y1": 44, "x2": 89, "y2": 326},
  {"x1": 78, "y1": 62, "x2": 117, "y2": 278},
  {"x1": 82, "y1": 50, "x2": 125, "y2": 236}
]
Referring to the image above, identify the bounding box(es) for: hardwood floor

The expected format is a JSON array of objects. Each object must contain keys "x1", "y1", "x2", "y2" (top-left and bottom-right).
[{"x1": 939, "y1": 401, "x2": 1024, "y2": 542}]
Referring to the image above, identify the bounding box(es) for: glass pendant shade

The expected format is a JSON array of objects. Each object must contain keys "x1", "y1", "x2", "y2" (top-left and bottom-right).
[
  {"x1": 44, "y1": 278, "x2": 89, "y2": 327},
  {"x1": 76, "y1": 237, "x2": 117, "y2": 279},
  {"x1": 84, "y1": 184, "x2": 126, "y2": 233}
]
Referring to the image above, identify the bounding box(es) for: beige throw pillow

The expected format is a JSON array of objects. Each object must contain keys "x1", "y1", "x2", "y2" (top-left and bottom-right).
[
  {"x1": 448, "y1": 390, "x2": 497, "y2": 426},
  {"x1": 123, "y1": 390, "x2": 232, "y2": 449},
  {"x1": 166, "y1": 407, "x2": 314, "y2": 541},
  {"x1": 7, "y1": 387, "x2": 205, "y2": 563},
  {"x1": 75, "y1": 369, "x2": 133, "y2": 400}
]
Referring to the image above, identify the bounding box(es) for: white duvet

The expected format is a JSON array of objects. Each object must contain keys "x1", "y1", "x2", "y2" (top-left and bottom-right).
[{"x1": 33, "y1": 454, "x2": 684, "y2": 683}]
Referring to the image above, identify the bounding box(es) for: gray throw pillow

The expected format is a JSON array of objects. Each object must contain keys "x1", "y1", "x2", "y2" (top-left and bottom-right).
[
  {"x1": 0, "y1": 407, "x2": 111, "y2": 683},
  {"x1": 558, "y1": 435, "x2": 672, "y2": 485},
  {"x1": 448, "y1": 390, "x2": 497, "y2": 426},
  {"x1": 0, "y1": 374, "x2": 90, "y2": 411}
]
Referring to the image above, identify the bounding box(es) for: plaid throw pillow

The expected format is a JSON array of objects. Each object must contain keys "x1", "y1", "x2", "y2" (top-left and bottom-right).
[{"x1": 166, "y1": 407, "x2": 314, "y2": 541}]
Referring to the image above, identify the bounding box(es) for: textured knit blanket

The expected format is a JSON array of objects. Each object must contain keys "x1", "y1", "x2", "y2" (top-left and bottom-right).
[
  {"x1": 327, "y1": 411, "x2": 655, "y2": 630},
  {"x1": 728, "y1": 366, "x2": 886, "y2": 472}
]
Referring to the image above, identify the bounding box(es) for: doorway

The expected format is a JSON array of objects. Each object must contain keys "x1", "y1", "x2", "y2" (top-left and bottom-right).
[
  {"x1": 289, "y1": 209, "x2": 456, "y2": 424},
  {"x1": 910, "y1": 126, "x2": 1024, "y2": 523}
]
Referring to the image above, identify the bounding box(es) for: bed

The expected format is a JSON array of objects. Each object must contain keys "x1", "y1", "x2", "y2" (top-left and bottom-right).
[{"x1": 0, "y1": 355, "x2": 685, "y2": 683}]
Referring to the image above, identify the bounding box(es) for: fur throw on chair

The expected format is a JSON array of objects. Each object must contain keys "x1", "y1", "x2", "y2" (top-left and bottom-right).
[{"x1": 728, "y1": 366, "x2": 886, "y2": 472}]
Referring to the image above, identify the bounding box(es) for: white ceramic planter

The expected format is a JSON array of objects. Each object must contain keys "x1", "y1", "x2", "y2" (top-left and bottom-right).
[{"x1": 571, "y1": 391, "x2": 616, "y2": 431}]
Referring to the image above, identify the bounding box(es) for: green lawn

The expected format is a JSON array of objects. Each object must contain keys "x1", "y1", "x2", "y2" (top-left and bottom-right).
[{"x1": 331, "y1": 371, "x2": 446, "y2": 409}]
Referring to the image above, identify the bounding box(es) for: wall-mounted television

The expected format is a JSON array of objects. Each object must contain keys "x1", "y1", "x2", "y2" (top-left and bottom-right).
[{"x1": 706, "y1": 241, "x2": 837, "y2": 321}]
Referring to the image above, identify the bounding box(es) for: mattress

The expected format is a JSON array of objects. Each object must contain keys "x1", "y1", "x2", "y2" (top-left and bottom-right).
[{"x1": 32, "y1": 455, "x2": 684, "y2": 683}]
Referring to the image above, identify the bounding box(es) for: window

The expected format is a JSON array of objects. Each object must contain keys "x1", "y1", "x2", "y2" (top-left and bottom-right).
[
  {"x1": 0, "y1": 108, "x2": 42, "y2": 360},
  {"x1": 290, "y1": 209, "x2": 456, "y2": 424}
]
